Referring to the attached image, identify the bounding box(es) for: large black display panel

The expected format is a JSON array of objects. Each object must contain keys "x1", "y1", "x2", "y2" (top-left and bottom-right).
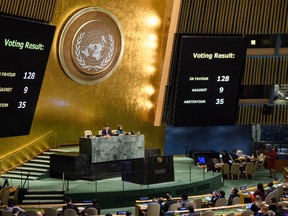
[
  {"x1": 0, "y1": 15, "x2": 55, "y2": 137},
  {"x1": 171, "y1": 36, "x2": 247, "y2": 126}
]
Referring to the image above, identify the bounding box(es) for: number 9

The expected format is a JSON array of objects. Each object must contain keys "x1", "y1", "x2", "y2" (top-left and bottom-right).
[
  {"x1": 23, "y1": 86, "x2": 29, "y2": 94},
  {"x1": 219, "y1": 87, "x2": 224, "y2": 93}
]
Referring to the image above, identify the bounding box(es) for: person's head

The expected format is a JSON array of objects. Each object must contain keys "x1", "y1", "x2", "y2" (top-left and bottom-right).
[
  {"x1": 257, "y1": 183, "x2": 264, "y2": 191},
  {"x1": 231, "y1": 187, "x2": 239, "y2": 194},
  {"x1": 260, "y1": 204, "x2": 268, "y2": 213},
  {"x1": 268, "y1": 182, "x2": 273, "y2": 187},
  {"x1": 117, "y1": 124, "x2": 122, "y2": 130},
  {"x1": 165, "y1": 193, "x2": 172, "y2": 200},
  {"x1": 126, "y1": 211, "x2": 132, "y2": 216},
  {"x1": 222, "y1": 150, "x2": 227, "y2": 155},
  {"x1": 92, "y1": 199, "x2": 99, "y2": 205},
  {"x1": 105, "y1": 124, "x2": 110, "y2": 130},
  {"x1": 181, "y1": 194, "x2": 188, "y2": 201},
  {"x1": 158, "y1": 197, "x2": 164, "y2": 203},
  {"x1": 219, "y1": 190, "x2": 225, "y2": 198},
  {"x1": 271, "y1": 146, "x2": 278, "y2": 152},
  {"x1": 187, "y1": 205, "x2": 194, "y2": 213},
  {"x1": 65, "y1": 197, "x2": 72, "y2": 204}
]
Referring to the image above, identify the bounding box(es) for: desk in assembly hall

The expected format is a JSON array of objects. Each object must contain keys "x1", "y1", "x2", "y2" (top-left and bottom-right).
[
  {"x1": 135, "y1": 194, "x2": 213, "y2": 216},
  {"x1": 79, "y1": 135, "x2": 145, "y2": 163},
  {"x1": 239, "y1": 180, "x2": 282, "y2": 204},
  {"x1": 136, "y1": 201, "x2": 247, "y2": 216}
]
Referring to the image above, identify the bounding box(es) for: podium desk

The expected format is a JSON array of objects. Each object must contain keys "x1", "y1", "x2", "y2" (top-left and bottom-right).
[{"x1": 79, "y1": 135, "x2": 145, "y2": 163}]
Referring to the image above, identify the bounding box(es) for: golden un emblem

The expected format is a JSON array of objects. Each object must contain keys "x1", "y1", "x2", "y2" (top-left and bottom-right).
[{"x1": 58, "y1": 7, "x2": 124, "y2": 84}]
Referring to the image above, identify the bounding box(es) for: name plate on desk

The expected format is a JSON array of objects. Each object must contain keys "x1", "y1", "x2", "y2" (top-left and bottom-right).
[{"x1": 79, "y1": 135, "x2": 145, "y2": 163}]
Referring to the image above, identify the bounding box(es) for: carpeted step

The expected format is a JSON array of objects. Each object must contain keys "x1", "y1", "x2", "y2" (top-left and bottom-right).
[
  {"x1": 36, "y1": 155, "x2": 50, "y2": 160},
  {"x1": 27, "y1": 189, "x2": 64, "y2": 194},
  {"x1": 16, "y1": 166, "x2": 48, "y2": 173},
  {"x1": 0, "y1": 174, "x2": 38, "y2": 180},
  {"x1": 22, "y1": 190, "x2": 65, "y2": 205},
  {"x1": 25, "y1": 194, "x2": 64, "y2": 199},
  {"x1": 22, "y1": 162, "x2": 50, "y2": 169},
  {"x1": 30, "y1": 159, "x2": 50, "y2": 164},
  {"x1": 6, "y1": 170, "x2": 44, "y2": 177},
  {"x1": 21, "y1": 199, "x2": 64, "y2": 204}
]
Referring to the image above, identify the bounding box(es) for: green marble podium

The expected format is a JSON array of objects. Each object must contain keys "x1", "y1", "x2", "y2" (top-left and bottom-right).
[{"x1": 79, "y1": 135, "x2": 145, "y2": 163}]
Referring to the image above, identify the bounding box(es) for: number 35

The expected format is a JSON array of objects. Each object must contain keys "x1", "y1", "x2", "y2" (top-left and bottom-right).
[
  {"x1": 18, "y1": 101, "x2": 26, "y2": 109},
  {"x1": 215, "y1": 99, "x2": 224, "y2": 105}
]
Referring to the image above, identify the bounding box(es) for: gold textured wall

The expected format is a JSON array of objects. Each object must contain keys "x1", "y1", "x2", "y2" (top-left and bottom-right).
[{"x1": 0, "y1": 0, "x2": 173, "y2": 159}]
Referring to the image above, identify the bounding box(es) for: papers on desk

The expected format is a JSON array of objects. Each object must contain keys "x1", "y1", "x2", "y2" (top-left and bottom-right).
[
  {"x1": 235, "y1": 209, "x2": 244, "y2": 212},
  {"x1": 206, "y1": 196, "x2": 212, "y2": 202}
]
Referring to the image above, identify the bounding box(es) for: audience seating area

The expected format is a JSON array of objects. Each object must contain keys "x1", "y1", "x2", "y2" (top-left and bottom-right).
[
  {"x1": 134, "y1": 181, "x2": 288, "y2": 216},
  {"x1": 0, "y1": 174, "x2": 287, "y2": 216}
]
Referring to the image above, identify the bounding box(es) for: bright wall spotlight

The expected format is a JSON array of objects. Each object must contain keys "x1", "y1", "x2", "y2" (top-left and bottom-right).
[
  {"x1": 145, "y1": 15, "x2": 161, "y2": 28},
  {"x1": 143, "y1": 86, "x2": 155, "y2": 96}
]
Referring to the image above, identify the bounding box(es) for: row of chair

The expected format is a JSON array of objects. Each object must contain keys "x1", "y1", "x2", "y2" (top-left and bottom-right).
[
  {"x1": 145, "y1": 197, "x2": 242, "y2": 216},
  {"x1": 2, "y1": 207, "x2": 98, "y2": 216},
  {"x1": 199, "y1": 210, "x2": 253, "y2": 216},
  {"x1": 221, "y1": 161, "x2": 258, "y2": 180}
]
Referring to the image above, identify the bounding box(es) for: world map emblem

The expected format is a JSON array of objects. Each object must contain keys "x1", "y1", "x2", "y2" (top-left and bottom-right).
[{"x1": 59, "y1": 7, "x2": 124, "y2": 84}]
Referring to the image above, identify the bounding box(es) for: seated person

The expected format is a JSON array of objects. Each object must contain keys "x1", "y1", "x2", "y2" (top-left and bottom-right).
[
  {"x1": 101, "y1": 124, "x2": 113, "y2": 137},
  {"x1": 254, "y1": 183, "x2": 265, "y2": 202},
  {"x1": 7, "y1": 198, "x2": 25, "y2": 215},
  {"x1": 62, "y1": 197, "x2": 79, "y2": 215},
  {"x1": 184, "y1": 205, "x2": 200, "y2": 216},
  {"x1": 126, "y1": 211, "x2": 132, "y2": 216},
  {"x1": 268, "y1": 197, "x2": 278, "y2": 213},
  {"x1": 151, "y1": 197, "x2": 165, "y2": 216},
  {"x1": 179, "y1": 194, "x2": 189, "y2": 208},
  {"x1": 256, "y1": 204, "x2": 268, "y2": 216},
  {"x1": 250, "y1": 195, "x2": 262, "y2": 216},
  {"x1": 227, "y1": 187, "x2": 239, "y2": 205},
  {"x1": 116, "y1": 124, "x2": 124, "y2": 135},
  {"x1": 210, "y1": 190, "x2": 225, "y2": 205},
  {"x1": 266, "y1": 182, "x2": 276, "y2": 196},
  {"x1": 206, "y1": 158, "x2": 220, "y2": 172},
  {"x1": 162, "y1": 193, "x2": 177, "y2": 212},
  {"x1": 83, "y1": 199, "x2": 101, "y2": 215}
]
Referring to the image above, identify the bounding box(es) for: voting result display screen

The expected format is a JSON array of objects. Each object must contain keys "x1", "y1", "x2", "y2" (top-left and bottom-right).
[
  {"x1": 167, "y1": 35, "x2": 247, "y2": 126},
  {"x1": 0, "y1": 15, "x2": 55, "y2": 137}
]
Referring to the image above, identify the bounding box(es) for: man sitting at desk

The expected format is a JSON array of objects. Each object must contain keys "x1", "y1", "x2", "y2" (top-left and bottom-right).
[
  {"x1": 62, "y1": 197, "x2": 79, "y2": 215},
  {"x1": 163, "y1": 193, "x2": 177, "y2": 212},
  {"x1": 102, "y1": 124, "x2": 113, "y2": 137}
]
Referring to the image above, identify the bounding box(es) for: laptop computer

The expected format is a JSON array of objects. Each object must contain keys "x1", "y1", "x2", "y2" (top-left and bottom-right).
[{"x1": 246, "y1": 203, "x2": 252, "y2": 209}]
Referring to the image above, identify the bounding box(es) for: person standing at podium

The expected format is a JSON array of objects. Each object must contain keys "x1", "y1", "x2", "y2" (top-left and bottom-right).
[{"x1": 102, "y1": 124, "x2": 113, "y2": 137}]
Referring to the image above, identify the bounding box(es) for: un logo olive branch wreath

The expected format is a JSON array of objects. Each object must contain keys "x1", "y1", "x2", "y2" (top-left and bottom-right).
[{"x1": 75, "y1": 32, "x2": 114, "y2": 71}]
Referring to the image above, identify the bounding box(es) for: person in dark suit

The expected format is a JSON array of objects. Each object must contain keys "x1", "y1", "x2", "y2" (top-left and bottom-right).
[
  {"x1": 163, "y1": 193, "x2": 176, "y2": 212},
  {"x1": 62, "y1": 197, "x2": 79, "y2": 215},
  {"x1": 83, "y1": 199, "x2": 101, "y2": 215},
  {"x1": 102, "y1": 124, "x2": 113, "y2": 137},
  {"x1": 227, "y1": 187, "x2": 239, "y2": 205}
]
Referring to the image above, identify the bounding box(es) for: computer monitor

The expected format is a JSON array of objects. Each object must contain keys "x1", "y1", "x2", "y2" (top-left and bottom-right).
[
  {"x1": 198, "y1": 156, "x2": 206, "y2": 165},
  {"x1": 84, "y1": 130, "x2": 93, "y2": 138}
]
